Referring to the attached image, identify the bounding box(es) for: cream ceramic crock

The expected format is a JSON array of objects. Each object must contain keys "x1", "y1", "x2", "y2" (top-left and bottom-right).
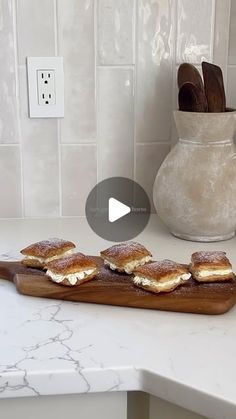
[{"x1": 153, "y1": 111, "x2": 236, "y2": 242}]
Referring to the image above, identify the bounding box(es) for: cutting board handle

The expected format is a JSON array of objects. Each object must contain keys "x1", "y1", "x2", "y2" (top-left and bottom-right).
[{"x1": 0, "y1": 261, "x2": 25, "y2": 282}]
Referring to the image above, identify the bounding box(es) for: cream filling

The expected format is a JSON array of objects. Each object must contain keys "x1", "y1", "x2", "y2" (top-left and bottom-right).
[
  {"x1": 46, "y1": 268, "x2": 95, "y2": 286},
  {"x1": 196, "y1": 268, "x2": 232, "y2": 278},
  {"x1": 25, "y1": 249, "x2": 74, "y2": 264},
  {"x1": 133, "y1": 273, "x2": 191, "y2": 290},
  {"x1": 104, "y1": 255, "x2": 152, "y2": 274}
]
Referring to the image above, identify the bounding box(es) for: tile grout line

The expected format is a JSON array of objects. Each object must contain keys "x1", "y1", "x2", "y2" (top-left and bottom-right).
[
  {"x1": 210, "y1": 0, "x2": 217, "y2": 62},
  {"x1": 0, "y1": 142, "x2": 99, "y2": 147},
  {"x1": 212, "y1": 0, "x2": 218, "y2": 64},
  {"x1": 58, "y1": 122, "x2": 63, "y2": 218},
  {"x1": 94, "y1": 0, "x2": 99, "y2": 186},
  {"x1": 171, "y1": 0, "x2": 179, "y2": 148},
  {"x1": 0, "y1": 143, "x2": 21, "y2": 147},
  {"x1": 61, "y1": 143, "x2": 97, "y2": 147},
  {"x1": 133, "y1": 0, "x2": 138, "y2": 183},
  {"x1": 54, "y1": 0, "x2": 58, "y2": 56},
  {"x1": 0, "y1": 215, "x2": 87, "y2": 221},
  {"x1": 137, "y1": 141, "x2": 172, "y2": 146},
  {"x1": 224, "y1": 0, "x2": 233, "y2": 87},
  {"x1": 54, "y1": 0, "x2": 62, "y2": 217},
  {"x1": 12, "y1": 0, "x2": 25, "y2": 217},
  {"x1": 98, "y1": 64, "x2": 135, "y2": 69},
  {"x1": 174, "y1": 0, "x2": 178, "y2": 64},
  {"x1": 95, "y1": 0, "x2": 101, "y2": 184}
]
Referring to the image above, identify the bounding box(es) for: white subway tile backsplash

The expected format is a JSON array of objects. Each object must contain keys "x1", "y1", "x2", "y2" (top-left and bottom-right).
[
  {"x1": 227, "y1": 0, "x2": 236, "y2": 117},
  {"x1": 98, "y1": 0, "x2": 135, "y2": 65},
  {"x1": 0, "y1": 0, "x2": 19, "y2": 143},
  {"x1": 136, "y1": 143, "x2": 170, "y2": 211},
  {"x1": 58, "y1": 0, "x2": 95, "y2": 76},
  {"x1": 16, "y1": 0, "x2": 55, "y2": 65},
  {"x1": 61, "y1": 145, "x2": 97, "y2": 216},
  {"x1": 136, "y1": 0, "x2": 174, "y2": 143},
  {"x1": 0, "y1": 0, "x2": 229, "y2": 217},
  {"x1": 98, "y1": 67, "x2": 134, "y2": 180},
  {"x1": 227, "y1": 3, "x2": 236, "y2": 147},
  {"x1": 176, "y1": 0, "x2": 214, "y2": 64},
  {"x1": 61, "y1": 73, "x2": 96, "y2": 143},
  {"x1": 58, "y1": 0, "x2": 96, "y2": 142},
  {"x1": 0, "y1": 146, "x2": 22, "y2": 217},
  {"x1": 19, "y1": 67, "x2": 60, "y2": 217},
  {"x1": 214, "y1": 0, "x2": 231, "y2": 81},
  {"x1": 22, "y1": 133, "x2": 60, "y2": 217}
]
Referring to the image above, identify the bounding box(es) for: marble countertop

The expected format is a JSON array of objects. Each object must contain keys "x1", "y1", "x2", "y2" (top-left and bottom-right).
[{"x1": 1, "y1": 216, "x2": 236, "y2": 419}]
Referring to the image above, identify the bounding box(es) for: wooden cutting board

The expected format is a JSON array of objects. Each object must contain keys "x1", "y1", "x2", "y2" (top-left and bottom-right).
[{"x1": 0, "y1": 257, "x2": 236, "y2": 315}]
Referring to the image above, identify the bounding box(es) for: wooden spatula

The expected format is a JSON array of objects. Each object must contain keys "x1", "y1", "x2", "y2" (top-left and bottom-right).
[
  {"x1": 178, "y1": 82, "x2": 208, "y2": 112},
  {"x1": 202, "y1": 61, "x2": 226, "y2": 112}
]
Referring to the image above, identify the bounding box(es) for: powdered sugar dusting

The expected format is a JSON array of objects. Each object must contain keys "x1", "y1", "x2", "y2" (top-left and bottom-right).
[
  {"x1": 191, "y1": 251, "x2": 230, "y2": 265},
  {"x1": 101, "y1": 241, "x2": 152, "y2": 262},
  {"x1": 134, "y1": 259, "x2": 189, "y2": 277},
  {"x1": 46, "y1": 252, "x2": 97, "y2": 274},
  {"x1": 21, "y1": 238, "x2": 76, "y2": 257}
]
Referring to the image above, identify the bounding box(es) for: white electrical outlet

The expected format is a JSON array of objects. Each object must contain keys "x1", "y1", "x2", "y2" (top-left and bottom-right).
[
  {"x1": 37, "y1": 70, "x2": 56, "y2": 105},
  {"x1": 27, "y1": 57, "x2": 64, "y2": 118}
]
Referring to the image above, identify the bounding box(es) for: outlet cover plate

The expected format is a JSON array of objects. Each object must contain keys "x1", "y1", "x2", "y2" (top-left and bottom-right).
[{"x1": 27, "y1": 57, "x2": 64, "y2": 118}]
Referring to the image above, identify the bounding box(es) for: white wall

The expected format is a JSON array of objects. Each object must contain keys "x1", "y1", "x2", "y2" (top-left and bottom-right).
[
  {"x1": 0, "y1": 392, "x2": 127, "y2": 419},
  {"x1": 149, "y1": 395, "x2": 208, "y2": 419},
  {"x1": 0, "y1": 0, "x2": 231, "y2": 218}
]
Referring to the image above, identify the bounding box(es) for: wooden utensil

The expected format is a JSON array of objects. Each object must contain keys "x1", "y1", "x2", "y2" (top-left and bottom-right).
[
  {"x1": 177, "y1": 63, "x2": 204, "y2": 91},
  {"x1": 202, "y1": 61, "x2": 226, "y2": 112},
  {"x1": 0, "y1": 258, "x2": 236, "y2": 315},
  {"x1": 178, "y1": 82, "x2": 208, "y2": 112}
]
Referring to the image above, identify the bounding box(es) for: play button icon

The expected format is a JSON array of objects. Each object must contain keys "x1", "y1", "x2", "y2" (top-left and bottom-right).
[
  {"x1": 85, "y1": 177, "x2": 151, "y2": 242},
  {"x1": 108, "y1": 198, "x2": 131, "y2": 223}
]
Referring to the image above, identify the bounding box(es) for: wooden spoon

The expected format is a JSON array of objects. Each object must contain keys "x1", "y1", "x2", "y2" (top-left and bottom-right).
[
  {"x1": 178, "y1": 63, "x2": 208, "y2": 112},
  {"x1": 178, "y1": 82, "x2": 208, "y2": 112},
  {"x1": 202, "y1": 61, "x2": 226, "y2": 112},
  {"x1": 177, "y1": 63, "x2": 204, "y2": 91}
]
